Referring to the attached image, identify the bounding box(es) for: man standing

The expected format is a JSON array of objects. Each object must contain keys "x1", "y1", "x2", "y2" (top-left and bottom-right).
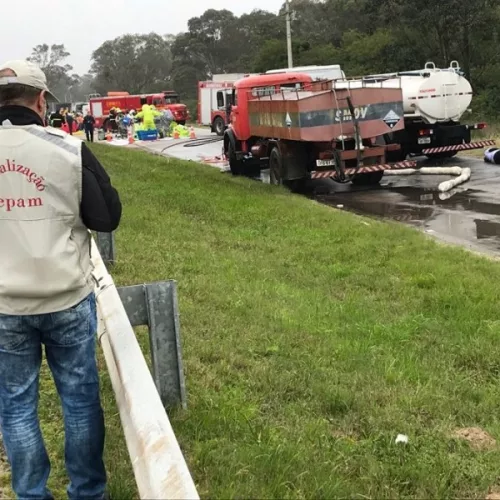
[
  {"x1": 83, "y1": 109, "x2": 96, "y2": 142},
  {"x1": 0, "y1": 60, "x2": 121, "y2": 499},
  {"x1": 66, "y1": 109, "x2": 74, "y2": 135}
]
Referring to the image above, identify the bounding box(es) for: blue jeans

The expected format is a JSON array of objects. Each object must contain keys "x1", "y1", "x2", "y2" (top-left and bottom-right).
[{"x1": 0, "y1": 293, "x2": 106, "y2": 499}]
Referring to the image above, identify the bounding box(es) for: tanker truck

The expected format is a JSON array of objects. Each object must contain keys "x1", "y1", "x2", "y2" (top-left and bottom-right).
[
  {"x1": 271, "y1": 62, "x2": 494, "y2": 160},
  {"x1": 223, "y1": 73, "x2": 417, "y2": 188},
  {"x1": 354, "y1": 61, "x2": 494, "y2": 160}
]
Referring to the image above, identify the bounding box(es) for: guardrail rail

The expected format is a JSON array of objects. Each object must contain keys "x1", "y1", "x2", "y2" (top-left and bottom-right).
[{"x1": 91, "y1": 239, "x2": 199, "y2": 499}]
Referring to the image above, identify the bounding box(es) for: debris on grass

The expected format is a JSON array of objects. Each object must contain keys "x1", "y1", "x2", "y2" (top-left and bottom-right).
[
  {"x1": 452, "y1": 427, "x2": 496, "y2": 451},
  {"x1": 395, "y1": 434, "x2": 409, "y2": 445},
  {"x1": 486, "y1": 486, "x2": 500, "y2": 500}
]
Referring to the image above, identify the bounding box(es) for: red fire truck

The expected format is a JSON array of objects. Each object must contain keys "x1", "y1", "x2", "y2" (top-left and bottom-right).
[
  {"x1": 90, "y1": 90, "x2": 188, "y2": 129},
  {"x1": 197, "y1": 80, "x2": 235, "y2": 136}
]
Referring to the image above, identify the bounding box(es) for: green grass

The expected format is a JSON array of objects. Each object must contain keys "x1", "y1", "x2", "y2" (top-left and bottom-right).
[
  {"x1": 10, "y1": 143, "x2": 500, "y2": 498},
  {"x1": 459, "y1": 127, "x2": 499, "y2": 158}
]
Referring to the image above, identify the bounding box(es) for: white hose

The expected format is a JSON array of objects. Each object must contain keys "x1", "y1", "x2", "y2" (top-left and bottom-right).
[{"x1": 384, "y1": 166, "x2": 471, "y2": 192}]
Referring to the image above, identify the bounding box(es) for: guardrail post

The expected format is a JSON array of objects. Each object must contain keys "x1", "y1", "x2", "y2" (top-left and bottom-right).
[
  {"x1": 96, "y1": 231, "x2": 116, "y2": 266},
  {"x1": 117, "y1": 281, "x2": 187, "y2": 409}
]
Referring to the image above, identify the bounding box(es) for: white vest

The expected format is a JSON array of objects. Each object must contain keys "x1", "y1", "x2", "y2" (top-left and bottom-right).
[{"x1": 0, "y1": 121, "x2": 93, "y2": 315}]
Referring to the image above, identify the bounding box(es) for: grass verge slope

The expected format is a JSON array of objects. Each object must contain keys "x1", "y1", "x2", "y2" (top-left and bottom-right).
[{"x1": 25, "y1": 143, "x2": 500, "y2": 499}]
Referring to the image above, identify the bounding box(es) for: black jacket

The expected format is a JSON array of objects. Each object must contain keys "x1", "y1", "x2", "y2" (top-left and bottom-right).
[
  {"x1": 0, "y1": 106, "x2": 122, "y2": 233},
  {"x1": 83, "y1": 114, "x2": 96, "y2": 128},
  {"x1": 49, "y1": 111, "x2": 65, "y2": 128}
]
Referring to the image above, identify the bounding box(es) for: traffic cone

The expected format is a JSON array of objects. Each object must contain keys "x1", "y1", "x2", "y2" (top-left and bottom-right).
[
  {"x1": 173, "y1": 129, "x2": 180, "y2": 140},
  {"x1": 189, "y1": 126, "x2": 196, "y2": 140},
  {"x1": 127, "y1": 127, "x2": 134, "y2": 144},
  {"x1": 106, "y1": 132, "x2": 112, "y2": 142}
]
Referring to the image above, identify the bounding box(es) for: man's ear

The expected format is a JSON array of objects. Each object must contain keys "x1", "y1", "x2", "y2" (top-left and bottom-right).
[{"x1": 37, "y1": 90, "x2": 47, "y2": 113}]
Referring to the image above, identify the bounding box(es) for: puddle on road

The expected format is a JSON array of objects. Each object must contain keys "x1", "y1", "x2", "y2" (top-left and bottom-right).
[
  {"x1": 315, "y1": 183, "x2": 500, "y2": 255},
  {"x1": 317, "y1": 192, "x2": 435, "y2": 226},
  {"x1": 254, "y1": 163, "x2": 500, "y2": 255}
]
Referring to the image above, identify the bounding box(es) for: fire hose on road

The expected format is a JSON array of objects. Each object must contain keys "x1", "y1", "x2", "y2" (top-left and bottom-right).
[
  {"x1": 384, "y1": 166, "x2": 472, "y2": 192},
  {"x1": 160, "y1": 136, "x2": 222, "y2": 154}
]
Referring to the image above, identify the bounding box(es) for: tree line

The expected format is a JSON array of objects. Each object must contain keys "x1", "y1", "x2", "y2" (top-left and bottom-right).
[{"x1": 29, "y1": 0, "x2": 500, "y2": 117}]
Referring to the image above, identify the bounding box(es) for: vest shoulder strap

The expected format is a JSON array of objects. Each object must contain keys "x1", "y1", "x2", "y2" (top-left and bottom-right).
[
  {"x1": 45, "y1": 127, "x2": 67, "y2": 139},
  {"x1": 0, "y1": 123, "x2": 82, "y2": 157},
  {"x1": 28, "y1": 126, "x2": 81, "y2": 157}
]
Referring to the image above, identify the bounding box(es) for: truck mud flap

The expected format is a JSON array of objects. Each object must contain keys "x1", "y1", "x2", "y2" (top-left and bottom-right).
[
  {"x1": 310, "y1": 160, "x2": 417, "y2": 179},
  {"x1": 422, "y1": 140, "x2": 495, "y2": 155}
]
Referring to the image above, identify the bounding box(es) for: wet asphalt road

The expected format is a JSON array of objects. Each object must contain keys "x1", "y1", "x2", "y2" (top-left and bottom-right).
[
  {"x1": 313, "y1": 156, "x2": 500, "y2": 256},
  {"x1": 139, "y1": 131, "x2": 500, "y2": 257}
]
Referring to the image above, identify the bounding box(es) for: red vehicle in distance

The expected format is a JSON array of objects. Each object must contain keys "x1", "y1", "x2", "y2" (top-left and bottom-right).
[{"x1": 90, "y1": 91, "x2": 188, "y2": 129}]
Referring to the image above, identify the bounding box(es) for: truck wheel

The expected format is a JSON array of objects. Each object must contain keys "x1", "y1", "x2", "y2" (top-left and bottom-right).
[
  {"x1": 351, "y1": 171, "x2": 384, "y2": 186},
  {"x1": 177, "y1": 120, "x2": 186, "y2": 126},
  {"x1": 426, "y1": 151, "x2": 458, "y2": 160},
  {"x1": 269, "y1": 148, "x2": 283, "y2": 185},
  {"x1": 228, "y1": 141, "x2": 244, "y2": 176},
  {"x1": 213, "y1": 117, "x2": 225, "y2": 136}
]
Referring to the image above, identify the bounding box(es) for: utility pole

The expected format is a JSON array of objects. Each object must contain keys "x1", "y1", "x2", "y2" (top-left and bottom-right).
[{"x1": 286, "y1": 0, "x2": 293, "y2": 68}]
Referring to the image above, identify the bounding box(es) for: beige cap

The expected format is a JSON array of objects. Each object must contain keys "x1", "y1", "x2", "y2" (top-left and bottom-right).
[{"x1": 0, "y1": 60, "x2": 58, "y2": 102}]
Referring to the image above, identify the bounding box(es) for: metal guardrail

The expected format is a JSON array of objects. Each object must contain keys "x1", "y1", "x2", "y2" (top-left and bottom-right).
[
  {"x1": 96, "y1": 231, "x2": 116, "y2": 266},
  {"x1": 92, "y1": 239, "x2": 198, "y2": 499},
  {"x1": 117, "y1": 282, "x2": 187, "y2": 409},
  {"x1": 95, "y1": 232, "x2": 187, "y2": 408}
]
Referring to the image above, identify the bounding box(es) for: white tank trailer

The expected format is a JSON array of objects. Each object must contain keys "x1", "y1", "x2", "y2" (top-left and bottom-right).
[{"x1": 336, "y1": 61, "x2": 490, "y2": 159}]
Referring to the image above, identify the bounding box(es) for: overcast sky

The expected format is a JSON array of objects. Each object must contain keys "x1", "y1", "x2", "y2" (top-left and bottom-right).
[{"x1": 2, "y1": 0, "x2": 284, "y2": 75}]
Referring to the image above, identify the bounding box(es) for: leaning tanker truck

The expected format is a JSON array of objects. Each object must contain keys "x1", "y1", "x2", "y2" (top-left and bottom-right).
[
  {"x1": 352, "y1": 61, "x2": 494, "y2": 160},
  {"x1": 223, "y1": 73, "x2": 416, "y2": 187}
]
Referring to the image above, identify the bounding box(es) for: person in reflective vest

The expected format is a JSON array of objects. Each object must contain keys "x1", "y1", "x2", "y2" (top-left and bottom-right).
[
  {"x1": 0, "y1": 59, "x2": 122, "y2": 499},
  {"x1": 49, "y1": 108, "x2": 65, "y2": 128},
  {"x1": 136, "y1": 104, "x2": 159, "y2": 130}
]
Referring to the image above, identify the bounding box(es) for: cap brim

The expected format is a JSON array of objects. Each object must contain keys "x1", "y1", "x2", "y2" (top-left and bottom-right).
[{"x1": 44, "y1": 89, "x2": 59, "y2": 103}]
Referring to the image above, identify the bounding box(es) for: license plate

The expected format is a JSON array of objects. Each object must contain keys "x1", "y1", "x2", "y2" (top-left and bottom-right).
[
  {"x1": 316, "y1": 159, "x2": 336, "y2": 167},
  {"x1": 420, "y1": 193, "x2": 434, "y2": 201},
  {"x1": 418, "y1": 137, "x2": 431, "y2": 145}
]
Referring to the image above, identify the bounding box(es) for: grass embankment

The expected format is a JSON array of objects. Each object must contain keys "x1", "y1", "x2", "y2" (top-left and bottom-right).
[
  {"x1": 459, "y1": 126, "x2": 499, "y2": 158},
  {"x1": 11, "y1": 144, "x2": 500, "y2": 498}
]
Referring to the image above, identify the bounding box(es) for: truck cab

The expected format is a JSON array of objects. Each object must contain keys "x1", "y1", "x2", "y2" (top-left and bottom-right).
[
  {"x1": 145, "y1": 93, "x2": 188, "y2": 125},
  {"x1": 163, "y1": 91, "x2": 181, "y2": 104}
]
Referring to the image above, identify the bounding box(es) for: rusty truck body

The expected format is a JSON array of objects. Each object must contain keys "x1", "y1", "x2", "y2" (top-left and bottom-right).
[{"x1": 223, "y1": 73, "x2": 416, "y2": 187}]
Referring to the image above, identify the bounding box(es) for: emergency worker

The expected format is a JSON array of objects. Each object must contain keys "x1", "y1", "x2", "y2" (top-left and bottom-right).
[
  {"x1": 107, "y1": 107, "x2": 118, "y2": 131},
  {"x1": 66, "y1": 109, "x2": 74, "y2": 135},
  {"x1": 76, "y1": 112, "x2": 84, "y2": 131},
  {"x1": 83, "y1": 109, "x2": 96, "y2": 142},
  {"x1": 136, "y1": 104, "x2": 158, "y2": 130},
  {"x1": 49, "y1": 107, "x2": 65, "y2": 128},
  {"x1": 0, "y1": 59, "x2": 121, "y2": 499}
]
